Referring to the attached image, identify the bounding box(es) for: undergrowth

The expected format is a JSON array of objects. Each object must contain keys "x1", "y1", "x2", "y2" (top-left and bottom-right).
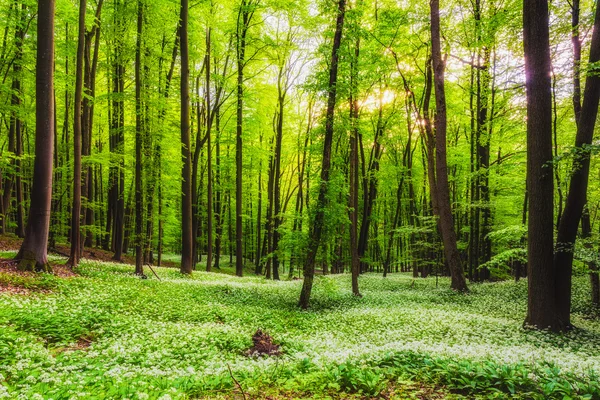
[{"x1": 0, "y1": 257, "x2": 599, "y2": 399}]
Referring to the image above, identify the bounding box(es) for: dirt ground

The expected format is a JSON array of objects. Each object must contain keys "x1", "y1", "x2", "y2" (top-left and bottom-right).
[{"x1": 0, "y1": 234, "x2": 179, "y2": 268}]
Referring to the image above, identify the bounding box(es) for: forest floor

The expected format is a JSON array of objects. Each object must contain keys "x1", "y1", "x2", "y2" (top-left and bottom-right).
[{"x1": 1, "y1": 251, "x2": 600, "y2": 399}]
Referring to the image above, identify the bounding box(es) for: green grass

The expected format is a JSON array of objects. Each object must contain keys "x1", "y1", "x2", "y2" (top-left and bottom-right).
[{"x1": 1, "y1": 257, "x2": 600, "y2": 399}]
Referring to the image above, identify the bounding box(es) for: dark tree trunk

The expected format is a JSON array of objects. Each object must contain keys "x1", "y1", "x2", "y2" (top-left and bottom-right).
[
  {"x1": 11, "y1": 2, "x2": 26, "y2": 239},
  {"x1": 134, "y1": 0, "x2": 144, "y2": 276},
  {"x1": 68, "y1": 0, "x2": 87, "y2": 267},
  {"x1": 554, "y1": 0, "x2": 600, "y2": 328},
  {"x1": 82, "y1": 0, "x2": 104, "y2": 249},
  {"x1": 264, "y1": 148, "x2": 275, "y2": 278},
  {"x1": 108, "y1": 0, "x2": 125, "y2": 261},
  {"x1": 349, "y1": 38, "x2": 360, "y2": 295},
  {"x1": 581, "y1": 211, "x2": 599, "y2": 307},
  {"x1": 255, "y1": 134, "x2": 263, "y2": 274},
  {"x1": 234, "y1": 0, "x2": 257, "y2": 277},
  {"x1": 523, "y1": 0, "x2": 561, "y2": 331},
  {"x1": 15, "y1": 0, "x2": 55, "y2": 272},
  {"x1": 214, "y1": 109, "x2": 223, "y2": 270},
  {"x1": 272, "y1": 90, "x2": 285, "y2": 281},
  {"x1": 205, "y1": 27, "x2": 214, "y2": 272},
  {"x1": 357, "y1": 91, "x2": 384, "y2": 271},
  {"x1": 430, "y1": 0, "x2": 468, "y2": 292},
  {"x1": 299, "y1": 0, "x2": 346, "y2": 309},
  {"x1": 180, "y1": 0, "x2": 193, "y2": 274}
]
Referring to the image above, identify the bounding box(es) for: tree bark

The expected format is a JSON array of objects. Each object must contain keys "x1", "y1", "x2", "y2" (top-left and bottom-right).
[
  {"x1": 234, "y1": 0, "x2": 256, "y2": 277},
  {"x1": 523, "y1": 0, "x2": 560, "y2": 331},
  {"x1": 180, "y1": 0, "x2": 193, "y2": 274},
  {"x1": 15, "y1": 0, "x2": 55, "y2": 272},
  {"x1": 430, "y1": 0, "x2": 468, "y2": 292},
  {"x1": 554, "y1": 0, "x2": 600, "y2": 328},
  {"x1": 68, "y1": 0, "x2": 87, "y2": 267},
  {"x1": 205, "y1": 27, "x2": 214, "y2": 272},
  {"x1": 299, "y1": 0, "x2": 346, "y2": 309},
  {"x1": 349, "y1": 38, "x2": 360, "y2": 295},
  {"x1": 134, "y1": 0, "x2": 144, "y2": 276}
]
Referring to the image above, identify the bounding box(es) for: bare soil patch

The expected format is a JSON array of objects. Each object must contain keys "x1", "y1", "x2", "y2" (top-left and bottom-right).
[{"x1": 245, "y1": 329, "x2": 282, "y2": 357}]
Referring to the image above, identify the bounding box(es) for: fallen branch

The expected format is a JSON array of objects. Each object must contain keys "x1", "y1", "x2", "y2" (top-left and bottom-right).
[
  {"x1": 227, "y1": 364, "x2": 247, "y2": 400},
  {"x1": 146, "y1": 264, "x2": 161, "y2": 281}
]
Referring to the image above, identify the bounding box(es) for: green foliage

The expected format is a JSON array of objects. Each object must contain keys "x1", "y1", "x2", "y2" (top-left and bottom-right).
[{"x1": 1, "y1": 259, "x2": 600, "y2": 398}]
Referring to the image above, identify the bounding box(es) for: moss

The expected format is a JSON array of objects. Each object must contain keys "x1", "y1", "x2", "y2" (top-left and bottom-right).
[{"x1": 16, "y1": 250, "x2": 53, "y2": 273}]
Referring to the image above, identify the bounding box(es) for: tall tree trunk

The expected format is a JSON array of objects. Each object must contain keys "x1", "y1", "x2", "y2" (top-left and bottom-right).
[
  {"x1": 255, "y1": 134, "x2": 263, "y2": 273},
  {"x1": 109, "y1": 2, "x2": 125, "y2": 261},
  {"x1": 214, "y1": 108, "x2": 223, "y2": 269},
  {"x1": 11, "y1": 1, "x2": 26, "y2": 239},
  {"x1": 523, "y1": 0, "x2": 560, "y2": 331},
  {"x1": 299, "y1": 0, "x2": 346, "y2": 309},
  {"x1": 349, "y1": 38, "x2": 360, "y2": 295},
  {"x1": 264, "y1": 147, "x2": 275, "y2": 278},
  {"x1": 134, "y1": 0, "x2": 144, "y2": 276},
  {"x1": 82, "y1": 0, "x2": 104, "y2": 248},
  {"x1": 205, "y1": 26, "x2": 214, "y2": 272},
  {"x1": 180, "y1": 0, "x2": 193, "y2": 274},
  {"x1": 272, "y1": 93, "x2": 285, "y2": 281},
  {"x1": 357, "y1": 90, "x2": 384, "y2": 270},
  {"x1": 68, "y1": 0, "x2": 87, "y2": 267},
  {"x1": 234, "y1": 0, "x2": 256, "y2": 277},
  {"x1": 430, "y1": 0, "x2": 468, "y2": 292},
  {"x1": 554, "y1": 0, "x2": 600, "y2": 328},
  {"x1": 15, "y1": 0, "x2": 55, "y2": 272}
]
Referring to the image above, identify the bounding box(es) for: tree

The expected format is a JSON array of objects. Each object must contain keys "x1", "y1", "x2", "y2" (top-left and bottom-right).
[
  {"x1": 14, "y1": 0, "x2": 56, "y2": 272},
  {"x1": 134, "y1": 0, "x2": 144, "y2": 276},
  {"x1": 523, "y1": 0, "x2": 559, "y2": 331},
  {"x1": 299, "y1": 0, "x2": 346, "y2": 309},
  {"x1": 554, "y1": 0, "x2": 600, "y2": 328},
  {"x1": 67, "y1": 0, "x2": 87, "y2": 268},
  {"x1": 235, "y1": 0, "x2": 259, "y2": 277},
  {"x1": 430, "y1": 0, "x2": 468, "y2": 292},
  {"x1": 180, "y1": 0, "x2": 194, "y2": 274}
]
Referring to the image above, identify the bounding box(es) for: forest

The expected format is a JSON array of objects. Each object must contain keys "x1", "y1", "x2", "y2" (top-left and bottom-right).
[{"x1": 1, "y1": 0, "x2": 600, "y2": 398}]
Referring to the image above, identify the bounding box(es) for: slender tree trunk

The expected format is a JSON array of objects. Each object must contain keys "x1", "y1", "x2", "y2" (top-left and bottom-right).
[
  {"x1": 255, "y1": 134, "x2": 263, "y2": 273},
  {"x1": 134, "y1": 0, "x2": 144, "y2": 276},
  {"x1": 430, "y1": 0, "x2": 468, "y2": 292},
  {"x1": 10, "y1": 2, "x2": 26, "y2": 239},
  {"x1": 214, "y1": 109, "x2": 223, "y2": 269},
  {"x1": 299, "y1": 0, "x2": 346, "y2": 309},
  {"x1": 180, "y1": 0, "x2": 193, "y2": 274},
  {"x1": 68, "y1": 0, "x2": 87, "y2": 267},
  {"x1": 206, "y1": 27, "x2": 214, "y2": 272},
  {"x1": 234, "y1": 1, "x2": 256, "y2": 277},
  {"x1": 349, "y1": 39, "x2": 360, "y2": 294},
  {"x1": 82, "y1": 0, "x2": 104, "y2": 248},
  {"x1": 357, "y1": 91, "x2": 384, "y2": 270},
  {"x1": 15, "y1": 0, "x2": 55, "y2": 272},
  {"x1": 272, "y1": 93, "x2": 285, "y2": 280}
]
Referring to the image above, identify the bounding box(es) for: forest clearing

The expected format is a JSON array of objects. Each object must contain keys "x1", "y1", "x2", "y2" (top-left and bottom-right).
[{"x1": 1, "y1": 248, "x2": 600, "y2": 399}]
